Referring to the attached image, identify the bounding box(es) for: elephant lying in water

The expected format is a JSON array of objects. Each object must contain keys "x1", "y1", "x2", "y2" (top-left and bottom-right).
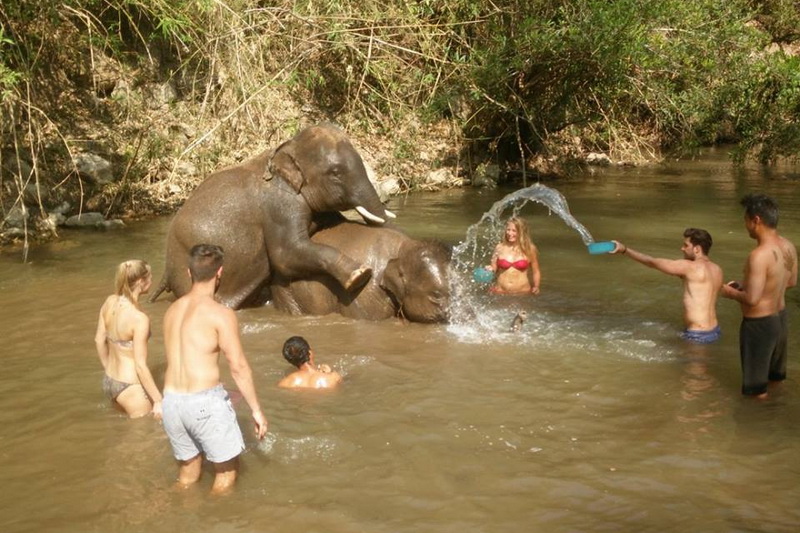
[
  {"x1": 270, "y1": 220, "x2": 452, "y2": 323},
  {"x1": 150, "y1": 124, "x2": 395, "y2": 309}
]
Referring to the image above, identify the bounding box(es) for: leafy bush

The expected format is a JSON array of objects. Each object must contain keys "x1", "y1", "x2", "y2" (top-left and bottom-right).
[{"x1": 0, "y1": 0, "x2": 799, "y2": 238}]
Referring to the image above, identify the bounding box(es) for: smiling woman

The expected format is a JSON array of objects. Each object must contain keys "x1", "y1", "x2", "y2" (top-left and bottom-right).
[{"x1": 486, "y1": 216, "x2": 541, "y2": 295}]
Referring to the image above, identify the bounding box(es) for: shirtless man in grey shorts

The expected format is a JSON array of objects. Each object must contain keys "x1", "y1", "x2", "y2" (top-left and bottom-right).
[{"x1": 161, "y1": 244, "x2": 268, "y2": 494}]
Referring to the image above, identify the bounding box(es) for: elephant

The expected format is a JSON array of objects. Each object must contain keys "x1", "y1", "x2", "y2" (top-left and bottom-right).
[
  {"x1": 149, "y1": 123, "x2": 395, "y2": 309},
  {"x1": 269, "y1": 219, "x2": 452, "y2": 323}
]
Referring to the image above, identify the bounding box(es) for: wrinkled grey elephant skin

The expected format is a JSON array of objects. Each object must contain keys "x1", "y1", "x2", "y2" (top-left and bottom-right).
[
  {"x1": 270, "y1": 221, "x2": 452, "y2": 323},
  {"x1": 150, "y1": 124, "x2": 394, "y2": 309}
]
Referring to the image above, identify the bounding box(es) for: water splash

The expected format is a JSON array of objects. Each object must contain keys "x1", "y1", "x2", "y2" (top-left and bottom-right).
[{"x1": 448, "y1": 183, "x2": 596, "y2": 330}]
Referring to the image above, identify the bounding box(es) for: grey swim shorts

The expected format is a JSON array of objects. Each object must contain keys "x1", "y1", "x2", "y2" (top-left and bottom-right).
[{"x1": 162, "y1": 384, "x2": 245, "y2": 463}]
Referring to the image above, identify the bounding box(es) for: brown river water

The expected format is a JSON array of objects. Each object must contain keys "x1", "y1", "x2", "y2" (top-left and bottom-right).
[{"x1": 1, "y1": 150, "x2": 799, "y2": 533}]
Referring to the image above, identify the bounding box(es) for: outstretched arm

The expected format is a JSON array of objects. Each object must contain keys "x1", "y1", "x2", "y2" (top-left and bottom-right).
[
  {"x1": 218, "y1": 308, "x2": 267, "y2": 439},
  {"x1": 611, "y1": 241, "x2": 690, "y2": 277}
]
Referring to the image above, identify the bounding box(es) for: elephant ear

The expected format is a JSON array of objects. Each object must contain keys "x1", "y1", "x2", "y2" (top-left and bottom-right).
[
  {"x1": 380, "y1": 256, "x2": 406, "y2": 303},
  {"x1": 268, "y1": 139, "x2": 305, "y2": 193}
]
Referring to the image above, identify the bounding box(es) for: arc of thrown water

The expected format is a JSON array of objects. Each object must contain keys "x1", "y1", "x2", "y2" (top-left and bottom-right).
[
  {"x1": 454, "y1": 183, "x2": 596, "y2": 268},
  {"x1": 449, "y1": 184, "x2": 596, "y2": 326}
]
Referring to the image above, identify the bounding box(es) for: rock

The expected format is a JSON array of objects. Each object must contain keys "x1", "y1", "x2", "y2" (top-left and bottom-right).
[
  {"x1": 100, "y1": 219, "x2": 126, "y2": 230},
  {"x1": 169, "y1": 123, "x2": 196, "y2": 143},
  {"x1": 51, "y1": 201, "x2": 71, "y2": 216},
  {"x1": 74, "y1": 153, "x2": 115, "y2": 185},
  {"x1": 64, "y1": 212, "x2": 105, "y2": 228},
  {"x1": 173, "y1": 160, "x2": 197, "y2": 178},
  {"x1": 1, "y1": 227, "x2": 26, "y2": 238},
  {"x1": 47, "y1": 211, "x2": 66, "y2": 227},
  {"x1": 586, "y1": 152, "x2": 612, "y2": 166},
  {"x1": 377, "y1": 177, "x2": 401, "y2": 198},
  {"x1": 4, "y1": 205, "x2": 29, "y2": 228},
  {"x1": 145, "y1": 81, "x2": 178, "y2": 109},
  {"x1": 23, "y1": 182, "x2": 50, "y2": 204},
  {"x1": 472, "y1": 163, "x2": 499, "y2": 189},
  {"x1": 427, "y1": 168, "x2": 454, "y2": 185},
  {"x1": 90, "y1": 47, "x2": 121, "y2": 97},
  {"x1": 2, "y1": 153, "x2": 33, "y2": 180},
  {"x1": 110, "y1": 78, "x2": 132, "y2": 102},
  {"x1": 38, "y1": 214, "x2": 61, "y2": 235}
]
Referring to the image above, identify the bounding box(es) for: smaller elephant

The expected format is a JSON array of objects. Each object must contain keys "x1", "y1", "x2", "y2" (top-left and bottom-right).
[{"x1": 270, "y1": 220, "x2": 452, "y2": 323}]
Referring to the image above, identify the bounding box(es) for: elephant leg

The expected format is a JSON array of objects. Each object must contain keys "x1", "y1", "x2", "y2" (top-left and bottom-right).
[
  {"x1": 222, "y1": 276, "x2": 267, "y2": 309},
  {"x1": 219, "y1": 260, "x2": 271, "y2": 309},
  {"x1": 273, "y1": 238, "x2": 372, "y2": 292}
]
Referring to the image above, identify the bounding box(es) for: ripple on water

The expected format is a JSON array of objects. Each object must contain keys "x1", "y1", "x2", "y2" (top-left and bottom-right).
[
  {"x1": 446, "y1": 304, "x2": 678, "y2": 363},
  {"x1": 256, "y1": 432, "x2": 348, "y2": 464}
]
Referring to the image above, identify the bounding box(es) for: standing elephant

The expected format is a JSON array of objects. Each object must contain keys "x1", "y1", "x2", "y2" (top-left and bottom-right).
[
  {"x1": 270, "y1": 220, "x2": 452, "y2": 323},
  {"x1": 150, "y1": 124, "x2": 395, "y2": 308}
]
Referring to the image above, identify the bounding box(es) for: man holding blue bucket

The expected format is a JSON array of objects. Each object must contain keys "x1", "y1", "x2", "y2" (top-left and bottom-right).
[{"x1": 610, "y1": 228, "x2": 723, "y2": 344}]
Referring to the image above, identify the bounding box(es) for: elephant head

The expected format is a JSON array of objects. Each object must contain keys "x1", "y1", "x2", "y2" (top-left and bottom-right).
[
  {"x1": 380, "y1": 240, "x2": 452, "y2": 323},
  {"x1": 268, "y1": 123, "x2": 395, "y2": 225},
  {"x1": 269, "y1": 221, "x2": 452, "y2": 323}
]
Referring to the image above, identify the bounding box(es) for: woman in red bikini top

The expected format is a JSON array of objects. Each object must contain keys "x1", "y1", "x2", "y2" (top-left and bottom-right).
[{"x1": 486, "y1": 216, "x2": 541, "y2": 295}]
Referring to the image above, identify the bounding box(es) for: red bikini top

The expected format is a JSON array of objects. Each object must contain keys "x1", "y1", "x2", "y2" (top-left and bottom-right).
[{"x1": 496, "y1": 258, "x2": 530, "y2": 270}]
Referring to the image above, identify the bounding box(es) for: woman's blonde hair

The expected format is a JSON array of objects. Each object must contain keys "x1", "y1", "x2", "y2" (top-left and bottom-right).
[
  {"x1": 504, "y1": 217, "x2": 537, "y2": 260},
  {"x1": 114, "y1": 259, "x2": 151, "y2": 304}
]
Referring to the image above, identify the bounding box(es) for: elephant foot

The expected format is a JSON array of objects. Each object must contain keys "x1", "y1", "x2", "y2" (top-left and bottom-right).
[{"x1": 344, "y1": 266, "x2": 372, "y2": 292}]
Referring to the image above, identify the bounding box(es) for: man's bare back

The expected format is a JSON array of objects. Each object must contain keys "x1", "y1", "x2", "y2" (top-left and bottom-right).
[
  {"x1": 680, "y1": 257, "x2": 723, "y2": 330},
  {"x1": 278, "y1": 336, "x2": 342, "y2": 390},
  {"x1": 160, "y1": 245, "x2": 266, "y2": 493},
  {"x1": 163, "y1": 292, "x2": 228, "y2": 393},
  {"x1": 278, "y1": 364, "x2": 342, "y2": 389}
]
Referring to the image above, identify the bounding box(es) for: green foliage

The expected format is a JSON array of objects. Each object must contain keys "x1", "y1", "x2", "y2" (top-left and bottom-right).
[
  {"x1": 749, "y1": 0, "x2": 800, "y2": 42},
  {"x1": 729, "y1": 55, "x2": 800, "y2": 163},
  {"x1": 1, "y1": 0, "x2": 800, "y2": 206}
]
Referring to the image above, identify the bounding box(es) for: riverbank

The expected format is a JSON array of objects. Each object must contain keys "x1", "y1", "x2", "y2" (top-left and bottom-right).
[{"x1": 2, "y1": 1, "x2": 798, "y2": 253}]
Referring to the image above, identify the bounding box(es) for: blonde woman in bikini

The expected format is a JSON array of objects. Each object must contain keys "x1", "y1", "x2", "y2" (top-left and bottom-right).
[
  {"x1": 487, "y1": 217, "x2": 541, "y2": 295},
  {"x1": 94, "y1": 260, "x2": 163, "y2": 418}
]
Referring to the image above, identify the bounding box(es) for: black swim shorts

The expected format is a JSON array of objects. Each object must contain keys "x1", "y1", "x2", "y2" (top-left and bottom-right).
[{"x1": 739, "y1": 309, "x2": 788, "y2": 396}]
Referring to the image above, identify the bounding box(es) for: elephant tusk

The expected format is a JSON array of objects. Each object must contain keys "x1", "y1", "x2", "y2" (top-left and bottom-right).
[
  {"x1": 384, "y1": 209, "x2": 397, "y2": 219},
  {"x1": 355, "y1": 205, "x2": 385, "y2": 224}
]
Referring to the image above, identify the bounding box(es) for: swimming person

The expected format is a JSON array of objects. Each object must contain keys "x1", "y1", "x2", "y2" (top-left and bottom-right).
[
  {"x1": 161, "y1": 244, "x2": 268, "y2": 494},
  {"x1": 721, "y1": 194, "x2": 797, "y2": 398},
  {"x1": 611, "y1": 228, "x2": 723, "y2": 343},
  {"x1": 486, "y1": 217, "x2": 541, "y2": 295},
  {"x1": 94, "y1": 259, "x2": 163, "y2": 419},
  {"x1": 278, "y1": 336, "x2": 342, "y2": 389}
]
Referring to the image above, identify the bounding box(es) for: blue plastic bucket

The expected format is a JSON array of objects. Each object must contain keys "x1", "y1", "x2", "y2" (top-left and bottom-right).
[
  {"x1": 587, "y1": 241, "x2": 616, "y2": 255},
  {"x1": 473, "y1": 267, "x2": 494, "y2": 283}
]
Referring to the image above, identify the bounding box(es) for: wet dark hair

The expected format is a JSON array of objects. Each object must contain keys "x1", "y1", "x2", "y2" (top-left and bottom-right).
[
  {"x1": 188, "y1": 244, "x2": 224, "y2": 282},
  {"x1": 683, "y1": 228, "x2": 713, "y2": 255},
  {"x1": 282, "y1": 336, "x2": 310, "y2": 368},
  {"x1": 741, "y1": 193, "x2": 779, "y2": 228}
]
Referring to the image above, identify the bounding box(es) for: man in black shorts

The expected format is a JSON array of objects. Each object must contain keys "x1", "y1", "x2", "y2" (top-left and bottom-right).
[{"x1": 722, "y1": 194, "x2": 797, "y2": 398}]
